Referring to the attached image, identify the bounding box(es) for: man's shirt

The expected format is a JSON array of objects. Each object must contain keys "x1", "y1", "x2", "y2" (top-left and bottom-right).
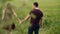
[{"x1": 30, "y1": 8, "x2": 43, "y2": 26}]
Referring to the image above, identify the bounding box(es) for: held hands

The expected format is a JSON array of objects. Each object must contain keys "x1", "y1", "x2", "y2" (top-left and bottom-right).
[
  {"x1": 17, "y1": 18, "x2": 24, "y2": 24},
  {"x1": 17, "y1": 18, "x2": 22, "y2": 24},
  {"x1": 19, "y1": 20, "x2": 25, "y2": 24},
  {"x1": 17, "y1": 15, "x2": 29, "y2": 24}
]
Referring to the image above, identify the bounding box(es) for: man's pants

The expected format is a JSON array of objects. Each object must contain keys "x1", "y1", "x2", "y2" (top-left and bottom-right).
[{"x1": 28, "y1": 25, "x2": 40, "y2": 34}]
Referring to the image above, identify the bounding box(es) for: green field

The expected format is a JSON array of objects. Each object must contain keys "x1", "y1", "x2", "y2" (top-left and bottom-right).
[{"x1": 0, "y1": 0, "x2": 60, "y2": 34}]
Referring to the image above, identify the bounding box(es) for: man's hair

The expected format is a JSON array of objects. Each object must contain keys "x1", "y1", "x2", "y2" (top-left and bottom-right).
[{"x1": 33, "y1": 2, "x2": 38, "y2": 7}]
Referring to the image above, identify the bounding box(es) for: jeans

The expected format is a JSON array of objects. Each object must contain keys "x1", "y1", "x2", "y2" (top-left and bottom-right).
[{"x1": 28, "y1": 25, "x2": 40, "y2": 34}]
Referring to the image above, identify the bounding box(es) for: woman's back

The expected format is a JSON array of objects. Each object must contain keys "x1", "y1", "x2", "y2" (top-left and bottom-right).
[{"x1": 5, "y1": 8, "x2": 13, "y2": 25}]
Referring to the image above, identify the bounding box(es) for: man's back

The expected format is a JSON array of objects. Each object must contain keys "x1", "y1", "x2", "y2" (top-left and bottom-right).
[{"x1": 30, "y1": 9, "x2": 43, "y2": 26}]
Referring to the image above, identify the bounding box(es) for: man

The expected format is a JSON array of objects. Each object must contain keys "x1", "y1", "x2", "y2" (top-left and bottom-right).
[
  {"x1": 2, "y1": 3, "x2": 21, "y2": 34},
  {"x1": 21, "y1": 2, "x2": 43, "y2": 34}
]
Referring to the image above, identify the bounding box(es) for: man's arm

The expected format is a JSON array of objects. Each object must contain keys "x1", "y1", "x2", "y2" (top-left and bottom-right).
[
  {"x1": 39, "y1": 18, "x2": 43, "y2": 28},
  {"x1": 21, "y1": 14, "x2": 30, "y2": 23},
  {"x1": 11, "y1": 9, "x2": 21, "y2": 24}
]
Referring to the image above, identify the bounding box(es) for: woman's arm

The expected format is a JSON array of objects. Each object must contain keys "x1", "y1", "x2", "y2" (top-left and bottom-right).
[
  {"x1": 2, "y1": 8, "x2": 6, "y2": 25},
  {"x1": 11, "y1": 9, "x2": 21, "y2": 24},
  {"x1": 2, "y1": 8, "x2": 6, "y2": 21}
]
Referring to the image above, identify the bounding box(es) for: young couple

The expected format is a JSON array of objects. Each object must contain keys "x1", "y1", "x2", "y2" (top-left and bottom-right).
[{"x1": 2, "y1": 2, "x2": 43, "y2": 34}]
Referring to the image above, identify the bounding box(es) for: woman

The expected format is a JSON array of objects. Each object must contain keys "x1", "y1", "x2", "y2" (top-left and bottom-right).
[{"x1": 2, "y1": 3, "x2": 21, "y2": 34}]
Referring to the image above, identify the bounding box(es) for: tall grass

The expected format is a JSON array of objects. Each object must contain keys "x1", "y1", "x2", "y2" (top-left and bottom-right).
[{"x1": 0, "y1": 0, "x2": 60, "y2": 34}]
